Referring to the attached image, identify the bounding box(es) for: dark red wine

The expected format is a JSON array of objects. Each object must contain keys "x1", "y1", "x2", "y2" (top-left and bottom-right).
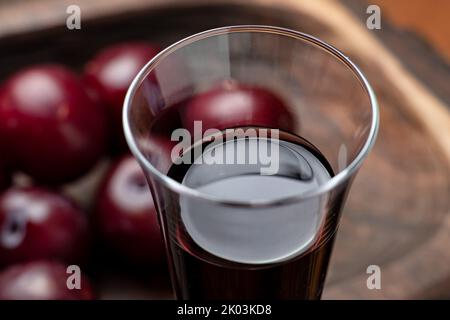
[{"x1": 163, "y1": 128, "x2": 337, "y2": 299}]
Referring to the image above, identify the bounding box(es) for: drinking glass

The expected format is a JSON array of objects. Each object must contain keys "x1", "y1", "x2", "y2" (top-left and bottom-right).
[{"x1": 123, "y1": 25, "x2": 379, "y2": 299}]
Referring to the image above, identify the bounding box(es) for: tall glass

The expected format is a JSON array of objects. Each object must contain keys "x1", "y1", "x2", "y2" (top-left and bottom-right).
[{"x1": 123, "y1": 26, "x2": 379, "y2": 300}]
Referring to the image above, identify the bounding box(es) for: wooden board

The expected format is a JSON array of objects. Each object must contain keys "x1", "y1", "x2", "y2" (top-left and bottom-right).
[{"x1": 0, "y1": 0, "x2": 449, "y2": 299}]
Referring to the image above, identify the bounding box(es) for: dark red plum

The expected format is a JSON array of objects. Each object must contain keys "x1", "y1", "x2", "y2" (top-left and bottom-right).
[
  {"x1": 0, "y1": 65, "x2": 107, "y2": 184},
  {"x1": 0, "y1": 187, "x2": 89, "y2": 266},
  {"x1": 0, "y1": 261, "x2": 95, "y2": 300},
  {"x1": 95, "y1": 155, "x2": 165, "y2": 265}
]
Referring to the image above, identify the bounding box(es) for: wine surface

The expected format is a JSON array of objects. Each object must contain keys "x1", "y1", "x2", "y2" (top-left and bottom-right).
[{"x1": 165, "y1": 130, "x2": 337, "y2": 299}]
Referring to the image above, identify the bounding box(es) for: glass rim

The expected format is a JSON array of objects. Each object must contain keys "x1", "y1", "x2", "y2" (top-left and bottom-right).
[{"x1": 123, "y1": 25, "x2": 380, "y2": 207}]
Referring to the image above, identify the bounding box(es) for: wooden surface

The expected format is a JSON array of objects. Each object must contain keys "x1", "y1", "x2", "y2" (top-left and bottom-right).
[
  {"x1": 372, "y1": 0, "x2": 450, "y2": 62},
  {"x1": 0, "y1": 0, "x2": 449, "y2": 299},
  {"x1": 343, "y1": 0, "x2": 450, "y2": 122}
]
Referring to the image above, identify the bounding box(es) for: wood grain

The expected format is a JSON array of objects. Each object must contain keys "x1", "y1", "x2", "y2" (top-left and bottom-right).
[
  {"x1": 373, "y1": 0, "x2": 450, "y2": 62},
  {"x1": 342, "y1": 0, "x2": 450, "y2": 130}
]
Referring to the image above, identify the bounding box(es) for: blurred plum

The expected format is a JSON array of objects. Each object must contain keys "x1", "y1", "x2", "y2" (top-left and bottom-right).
[
  {"x1": 0, "y1": 260, "x2": 94, "y2": 300},
  {"x1": 95, "y1": 155, "x2": 165, "y2": 265},
  {"x1": 0, "y1": 187, "x2": 89, "y2": 266},
  {"x1": 0, "y1": 65, "x2": 107, "y2": 184}
]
